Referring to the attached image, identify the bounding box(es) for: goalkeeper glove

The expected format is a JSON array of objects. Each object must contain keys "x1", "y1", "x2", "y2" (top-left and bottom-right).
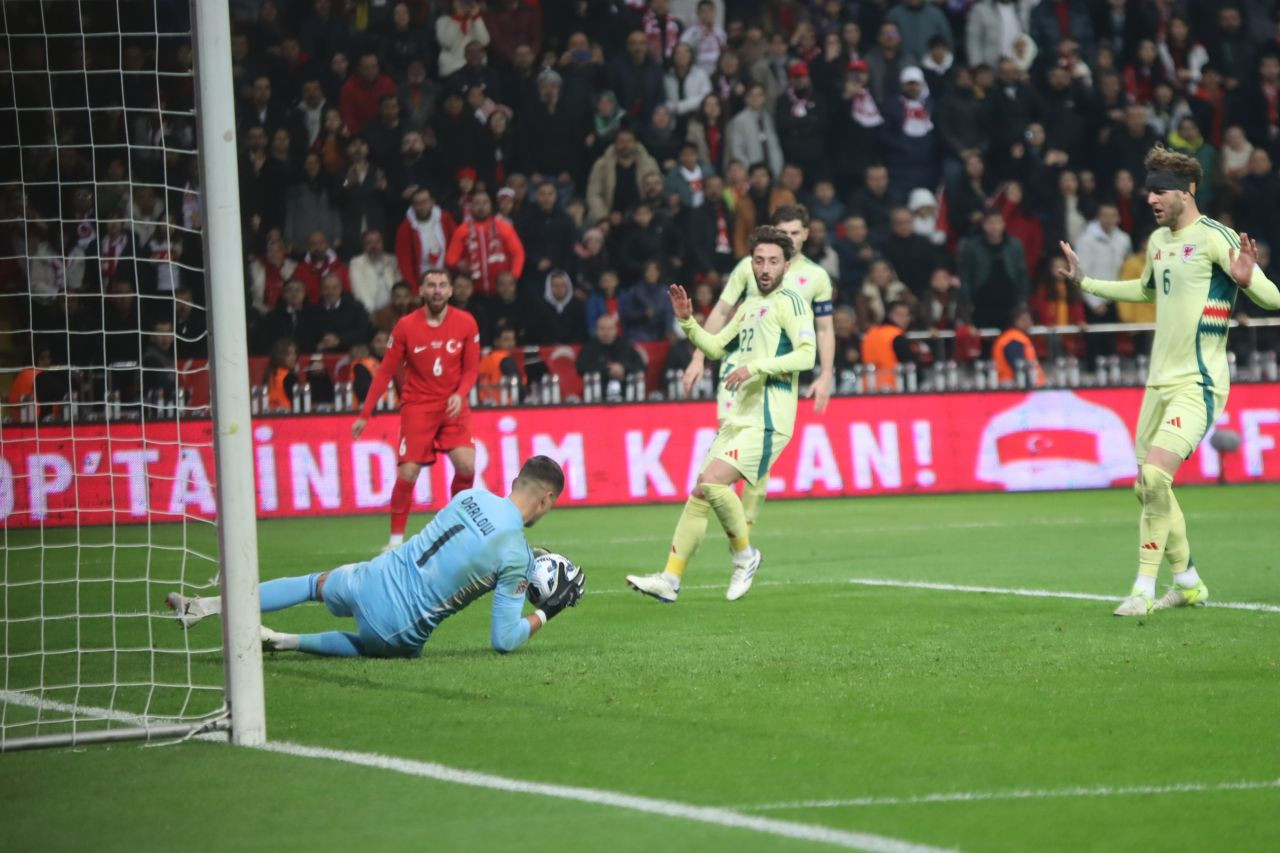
[{"x1": 535, "y1": 564, "x2": 586, "y2": 623}]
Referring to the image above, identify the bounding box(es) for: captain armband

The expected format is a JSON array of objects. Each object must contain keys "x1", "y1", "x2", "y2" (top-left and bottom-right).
[{"x1": 813, "y1": 300, "x2": 833, "y2": 317}]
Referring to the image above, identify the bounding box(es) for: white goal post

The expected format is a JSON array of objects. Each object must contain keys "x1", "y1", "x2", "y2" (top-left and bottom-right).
[{"x1": 0, "y1": 0, "x2": 263, "y2": 750}]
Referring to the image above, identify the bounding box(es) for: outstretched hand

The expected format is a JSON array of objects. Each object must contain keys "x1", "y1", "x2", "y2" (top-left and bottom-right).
[
  {"x1": 1228, "y1": 232, "x2": 1259, "y2": 288},
  {"x1": 668, "y1": 284, "x2": 692, "y2": 320},
  {"x1": 1057, "y1": 241, "x2": 1082, "y2": 283}
]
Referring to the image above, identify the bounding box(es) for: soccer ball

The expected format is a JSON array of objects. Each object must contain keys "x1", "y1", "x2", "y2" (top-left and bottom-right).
[{"x1": 527, "y1": 553, "x2": 579, "y2": 605}]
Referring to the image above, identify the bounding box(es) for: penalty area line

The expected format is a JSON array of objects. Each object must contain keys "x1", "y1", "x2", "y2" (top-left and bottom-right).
[
  {"x1": 737, "y1": 778, "x2": 1280, "y2": 811},
  {"x1": 846, "y1": 578, "x2": 1280, "y2": 614},
  {"x1": 1, "y1": 690, "x2": 953, "y2": 853}
]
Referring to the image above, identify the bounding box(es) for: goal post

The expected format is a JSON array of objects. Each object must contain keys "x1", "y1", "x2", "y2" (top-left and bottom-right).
[
  {"x1": 192, "y1": 0, "x2": 265, "y2": 748},
  {"x1": 0, "y1": 0, "x2": 263, "y2": 751}
]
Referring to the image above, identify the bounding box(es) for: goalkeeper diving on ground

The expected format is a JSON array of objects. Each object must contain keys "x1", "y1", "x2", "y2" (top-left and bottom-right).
[{"x1": 165, "y1": 456, "x2": 585, "y2": 657}]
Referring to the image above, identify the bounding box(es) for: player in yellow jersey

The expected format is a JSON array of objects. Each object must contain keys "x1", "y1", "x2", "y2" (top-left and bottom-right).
[
  {"x1": 1059, "y1": 146, "x2": 1280, "y2": 616},
  {"x1": 628, "y1": 227, "x2": 816, "y2": 603},
  {"x1": 680, "y1": 204, "x2": 835, "y2": 531}
]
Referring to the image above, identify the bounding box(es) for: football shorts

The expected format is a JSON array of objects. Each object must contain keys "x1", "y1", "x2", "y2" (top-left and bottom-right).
[
  {"x1": 701, "y1": 422, "x2": 790, "y2": 486},
  {"x1": 398, "y1": 404, "x2": 473, "y2": 465},
  {"x1": 1134, "y1": 382, "x2": 1226, "y2": 462}
]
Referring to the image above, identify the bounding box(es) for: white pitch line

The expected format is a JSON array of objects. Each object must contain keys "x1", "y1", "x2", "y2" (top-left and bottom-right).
[
  {"x1": 738, "y1": 778, "x2": 1280, "y2": 811},
  {"x1": 846, "y1": 578, "x2": 1280, "y2": 613},
  {"x1": 1, "y1": 690, "x2": 952, "y2": 853}
]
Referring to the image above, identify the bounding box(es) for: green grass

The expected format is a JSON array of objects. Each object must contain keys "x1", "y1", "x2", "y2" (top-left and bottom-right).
[{"x1": 4, "y1": 486, "x2": 1280, "y2": 852}]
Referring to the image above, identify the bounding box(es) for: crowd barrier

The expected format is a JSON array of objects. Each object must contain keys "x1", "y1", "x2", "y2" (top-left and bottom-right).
[{"x1": 3, "y1": 385, "x2": 1278, "y2": 527}]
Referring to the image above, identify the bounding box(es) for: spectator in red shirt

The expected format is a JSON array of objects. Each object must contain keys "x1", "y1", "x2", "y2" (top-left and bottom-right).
[
  {"x1": 445, "y1": 191, "x2": 526, "y2": 296},
  {"x1": 396, "y1": 188, "x2": 458, "y2": 287},
  {"x1": 340, "y1": 53, "x2": 397, "y2": 136},
  {"x1": 296, "y1": 230, "x2": 352, "y2": 301}
]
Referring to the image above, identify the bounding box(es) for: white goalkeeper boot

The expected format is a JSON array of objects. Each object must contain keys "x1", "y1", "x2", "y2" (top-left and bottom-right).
[
  {"x1": 626, "y1": 572, "x2": 680, "y2": 603},
  {"x1": 165, "y1": 592, "x2": 220, "y2": 629},
  {"x1": 726, "y1": 546, "x2": 762, "y2": 601}
]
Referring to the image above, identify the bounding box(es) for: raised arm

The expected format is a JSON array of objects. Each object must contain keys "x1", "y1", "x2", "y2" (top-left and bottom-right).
[
  {"x1": 1232, "y1": 232, "x2": 1280, "y2": 311},
  {"x1": 1060, "y1": 240, "x2": 1154, "y2": 304},
  {"x1": 672, "y1": 284, "x2": 742, "y2": 360}
]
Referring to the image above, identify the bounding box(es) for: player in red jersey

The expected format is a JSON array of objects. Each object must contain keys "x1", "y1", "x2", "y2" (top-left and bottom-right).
[{"x1": 352, "y1": 268, "x2": 481, "y2": 550}]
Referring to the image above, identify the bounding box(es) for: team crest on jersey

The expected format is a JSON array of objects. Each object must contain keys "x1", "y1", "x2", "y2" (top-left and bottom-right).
[
  {"x1": 446, "y1": 339, "x2": 462, "y2": 353},
  {"x1": 1180, "y1": 244, "x2": 1196, "y2": 262},
  {"x1": 758, "y1": 306, "x2": 769, "y2": 318},
  {"x1": 1153, "y1": 249, "x2": 1162, "y2": 260},
  {"x1": 796, "y1": 275, "x2": 808, "y2": 287},
  {"x1": 514, "y1": 579, "x2": 528, "y2": 595}
]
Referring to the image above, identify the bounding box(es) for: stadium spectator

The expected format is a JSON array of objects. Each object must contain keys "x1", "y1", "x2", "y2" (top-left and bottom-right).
[
  {"x1": 682, "y1": 174, "x2": 736, "y2": 275},
  {"x1": 298, "y1": 0, "x2": 350, "y2": 69},
  {"x1": 249, "y1": 230, "x2": 302, "y2": 314},
  {"x1": 313, "y1": 273, "x2": 372, "y2": 353},
  {"x1": 641, "y1": 104, "x2": 684, "y2": 171},
  {"x1": 396, "y1": 188, "x2": 457, "y2": 287},
  {"x1": 622, "y1": 259, "x2": 676, "y2": 343},
  {"x1": 398, "y1": 60, "x2": 438, "y2": 132},
  {"x1": 1044, "y1": 169, "x2": 1095, "y2": 251},
  {"x1": 1189, "y1": 66, "x2": 1230, "y2": 148},
  {"x1": 616, "y1": 202, "x2": 678, "y2": 283},
  {"x1": 883, "y1": 206, "x2": 938, "y2": 299},
  {"x1": 915, "y1": 266, "x2": 966, "y2": 332},
  {"x1": 992, "y1": 305, "x2": 1045, "y2": 387},
  {"x1": 262, "y1": 338, "x2": 300, "y2": 412},
  {"x1": 709, "y1": 48, "x2": 749, "y2": 118},
  {"x1": 1110, "y1": 169, "x2": 1155, "y2": 248},
  {"x1": 285, "y1": 152, "x2": 342, "y2": 251},
  {"x1": 477, "y1": 321, "x2": 525, "y2": 403},
  {"x1": 881, "y1": 66, "x2": 938, "y2": 196},
  {"x1": 958, "y1": 208, "x2": 1031, "y2": 329},
  {"x1": 664, "y1": 142, "x2": 714, "y2": 210},
  {"x1": 680, "y1": 0, "x2": 726, "y2": 74},
  {"x1": 805, "y1": 219, "x2": 841, "y2": 284},
  {"x1": 436, "y1": 0, "x2": 489, "y2": 79},
  {"x1": 1101, "y1": 104, "x2": 1160, "y2": 189},
  {"x1": 337, "y1": 136, "x2": 391, "y2": 251},
  {"x1": 241, "y1": 75, "x2": 290, "y2": 137},
  {"x1": 485, "y1": 271, "x2": 530, "y2": 344},
  {"x1": 995, "y1": 182, "x2": 1043, "y2": 278},
  {"x1": 340, "y1": 53, "x2": 398, "y2": 136},
  {"x1": 298, "y1": 230, "x2": 351, "y2": 297},
  {"x1": 1029, "y1": 255, "x2": 1087, "y2": 358},
  {"x1": 849, "y1": 164, "x2": 899, "y2": 247},
  {"x1": 586, "y1": 129, "x2": 661, "y2": 226},
  {"x1": 988, "y1": 58, "x2": 1040, "y2": 156},
  {"x1": 372, "y1": 280, "x2": 416, "y2": 333},
  {"x1": 240, "y1": 125, "x2": 289, "y2": 237},
  {"x1": 1208, "y1": 6, "x2": 1255, "y2": 91},
  {"x1": 349, "y1": 229, "x2": 402, "y2": 314},
  {"x1": 831, "y1": 60, "x2": 884, "y2": 195},
  {"x1": 665, "y1": 43, "x2": 712, "y2": 129},
  {"x1": 486, "y1": 0, "x2": 541, "y2": 69},
  {"x1": 141, "y1": 319, "x2": 179, "y2": 403},
  {"x1": 732, "y1": 162, "x2": 796, "y2": 256},
  {"x1": 808, "y1": 179, "x2": 846, "y2": 233},
  {"x1": 540, "y1": 270, "x2": 588, "y2": 345},
  {"x1": 643, "y1": 0, "x2": 683, "y2": 64},
  {"x1": 609, "y1": 30, "x2": 666, "y2": 126},
  {"x1": 586, "y1": 269, "x2": 623, "y2": 336},
  {"x1": 685, "y1": 94, "x2": 725, "y2": 169},
  {"x1": 577, "y1": 314, "x2": 645, "y2": 398},
  {"x1": 172, "y1": 283, "x2": 207, "y2": 359},
  {"x1": 446, "y1": 191, "x2": 526, "y2": 297},
  {"x1": 886, "y1": 0, "x2": 951, "y2": 63},
  {"x1": 833, "y1": 215, "x2": 877, "y2": 301},
  {"x1": 1237, "y1": 51, "x2": 1280, "y2": 152},
  {"x1": 856, "y1": 258, "x2": 913, "y2": 329},
  {"x1": 966, "y1": 0, "x2": 1028, "y2": 70},
  {"x1": 517, "y1": 182, "x2": 577, "y2": 289},
  {"x1": 380, "y1": 2, "x2": 433, "y2": 80},
  {"x1": 867, "y1": 22, "x2": 915, "y2": 105},
  {"x1": 1028, "y1": 0, "x2": 1093, "y2": 63},
  {"x1": 515, "y1": 69, "x2": 587, "y2": 189},
  {"x1": 1168, "y1": 116, "x2": 1217, "y2": 213},
  {"x1": 1238, "y1": 149, "x2": 1280, "y2": 254},
  {"x1": 775, "y1": 62, "x2": 828, "y2": 187},
  {"x1": 312, "y1": 107, "x2": 350, "y2": 176},
  {"x1": 861, "y1": 300, "x2": 915, "y2": 390},
  {"x1": 724, "y1": 84, "x2": 783, "y2": 179},
  {"x1": 257, "y1": 279, "x2": 319, "y2": 355},
  {"x1": 362, "y1": 94, "x2": 406, "y2": 170}
]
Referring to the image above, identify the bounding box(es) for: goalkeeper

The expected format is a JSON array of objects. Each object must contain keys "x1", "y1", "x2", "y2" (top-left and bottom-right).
[
  {"x1": 628, "y1": 227, "x2": 816, "y2": 603},
  {"x1": 165, "y1": 456, "x2": 585, "y2": 657},
  {"x1": 1059, "y1": 146, "x2": 1280, "y2": 617}
]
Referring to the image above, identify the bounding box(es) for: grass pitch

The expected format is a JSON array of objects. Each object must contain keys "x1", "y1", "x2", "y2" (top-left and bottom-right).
[{"x1": 3, "y1": 485, "x2": 1279, "y2": 852}]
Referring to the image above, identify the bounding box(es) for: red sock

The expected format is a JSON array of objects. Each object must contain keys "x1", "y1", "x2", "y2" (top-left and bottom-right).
[
  {"x1": 390, "y1": 477, "x2": 415, "y2": 537},
  {"x1": 450, "y1": 470, "x2": 474, "y2": 496}
]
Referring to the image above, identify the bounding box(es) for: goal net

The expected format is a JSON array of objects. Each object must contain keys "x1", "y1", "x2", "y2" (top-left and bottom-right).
[{"x1": 0, "y1": 0, "x2": 263, "y2": 750}]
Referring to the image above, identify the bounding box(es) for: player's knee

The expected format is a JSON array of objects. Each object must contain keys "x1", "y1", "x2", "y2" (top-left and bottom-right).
[{"x1": 1136, "y1": 464, "x2": 1173, "y2": 511}]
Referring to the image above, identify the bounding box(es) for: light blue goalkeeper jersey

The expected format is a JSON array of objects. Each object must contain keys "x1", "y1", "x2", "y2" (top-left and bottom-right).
[{"x1": 355, "y1": 488, "x2": 535, "y2": 652}]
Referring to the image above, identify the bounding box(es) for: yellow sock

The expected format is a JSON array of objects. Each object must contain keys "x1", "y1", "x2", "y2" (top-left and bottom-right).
[
  {"x1": 1164, "y1": 491, "x2": 1190, "y2": 574},
  {"x1": 701, "y1": 482, "x2": 750, "y2": 553},
  {"x1": 663, "y1": 496, "x2": 710, "y2": 577},
  {"x1": 1136, "y1": 464, "x2": 1175, "y2": 579},
  {"x1": 740, "y1": 477, "x2": 767, "y2": 528}
]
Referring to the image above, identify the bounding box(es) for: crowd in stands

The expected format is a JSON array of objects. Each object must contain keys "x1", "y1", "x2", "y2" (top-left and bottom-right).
[{"x1": 5, "y1": 0, "x2": 1280, "y2": 407}]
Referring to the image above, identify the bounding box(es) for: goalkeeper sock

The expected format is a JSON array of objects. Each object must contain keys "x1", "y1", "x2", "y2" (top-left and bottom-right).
[
  {"x1": 260, "y1": 575, "x2": 316, "y2": 612},
  {"x1": 701, "y1": 482, "x2": 750, "y2": 553},
  {"x1": 741, "y1": 477, "x2": 767, "y2": 529},
  {"x1": 1164, "y1": 492, "x2": 1193, "y2": 578},
  {"x1": 1135, "y1": 464, "x2": 1175, "y2": 590},
  {"x1": 297, "y1": 631, "x2": 363, "y2": 657},
  {"x1": 390, "y1": 476, "x2": 415, "y2": 538},
  {"x1": 663, "y1": 496, "x2": 711, "y2": 579},
  {"x1": 450, "y1": 469, "x2": 475, "y2": 496}
]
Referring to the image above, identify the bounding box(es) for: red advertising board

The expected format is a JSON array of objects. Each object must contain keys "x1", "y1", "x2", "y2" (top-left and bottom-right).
[{"x1": 3, "y1": 386, "x2": 1279, "y2": 527}]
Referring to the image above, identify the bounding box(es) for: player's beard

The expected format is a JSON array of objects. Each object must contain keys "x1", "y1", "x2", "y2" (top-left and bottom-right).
[
  {"x1": 425, "y1": 296, "x2": 448, "y2": 318},
  {"x1": 754, "y1": 271, "x2": 779, "y2": 295}
]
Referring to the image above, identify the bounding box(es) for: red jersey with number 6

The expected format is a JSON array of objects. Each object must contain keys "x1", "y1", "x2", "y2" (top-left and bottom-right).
[{"x1": 359, "y1": 307, "x2": 481, "y2": 417}]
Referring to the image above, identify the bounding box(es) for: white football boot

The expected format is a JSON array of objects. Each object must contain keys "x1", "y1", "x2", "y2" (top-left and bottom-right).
[
  {"x1": 626, "y1": 572, "x2": 680, "y2": 603},
  {"x1": 1113, "y1": 587, "x2": 1154, "y2": 617},
  {"x1": 726, "y1": 546, "x2": 762, "y2": 601},
  {"x1": 164, "y1": 592, "x2": 218, "y2": 629}
]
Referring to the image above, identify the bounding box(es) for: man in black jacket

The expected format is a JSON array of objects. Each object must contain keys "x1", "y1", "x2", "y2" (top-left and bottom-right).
[
  {"x1": 576, "y1": 314, "x2": 645, "y2": 399},
  {"x1": 516, "y1": 181, "x2": 578, "y2": 290},
  {"x1": 313, "y1": 273, "x2": 372, "y2": 353}
]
